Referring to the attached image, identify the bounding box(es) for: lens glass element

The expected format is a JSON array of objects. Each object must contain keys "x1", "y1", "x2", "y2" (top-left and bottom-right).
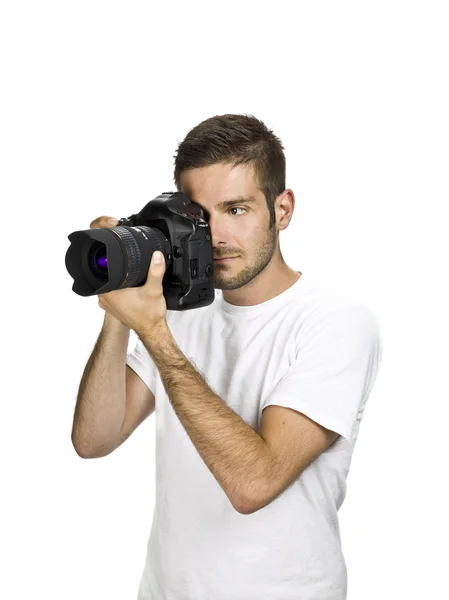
[{"x1": 88, "y1": 242, "x2": 109, "y2": 279}]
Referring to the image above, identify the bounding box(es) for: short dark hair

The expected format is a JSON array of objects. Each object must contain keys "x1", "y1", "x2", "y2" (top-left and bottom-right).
[{"x1": 173, "y1": 114, "x2": 286, "y2": 229}]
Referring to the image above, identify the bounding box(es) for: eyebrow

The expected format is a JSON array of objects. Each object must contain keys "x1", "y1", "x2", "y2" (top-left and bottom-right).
[
  {"x1": 216, "y1": 195, "x2": 258, "y2": 209},
  {"x1": 190, "y1": 195, "x2": 258, "y2": 212}
]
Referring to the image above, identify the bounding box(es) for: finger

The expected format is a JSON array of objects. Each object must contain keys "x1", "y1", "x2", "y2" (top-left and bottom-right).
[
  {"x1": 89, "y1": 216, "x2": 119, "y2": 229},
  {"x1": 145, "y1": 252, "x2": 165, "y2": 289},
  {"x1": 151, "y1": 251, "x2": 165, "y2": 270}
]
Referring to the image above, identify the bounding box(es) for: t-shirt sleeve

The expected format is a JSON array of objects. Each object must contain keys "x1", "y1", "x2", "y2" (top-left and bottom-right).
[
  {"x1": 260, "y1": 303, "x2": 383, "y2": 443},
  {"x1": 126, "y1": 333, "x2": 157, "y2": 394}
]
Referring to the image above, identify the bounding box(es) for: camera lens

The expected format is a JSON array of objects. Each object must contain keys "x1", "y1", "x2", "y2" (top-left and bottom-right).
[
  {"x1": 66, "y1": 223, "x2": 172, "y2": 296},
  {"x1": 88, "y1": 242, "x2": 108, "y2": 279}
]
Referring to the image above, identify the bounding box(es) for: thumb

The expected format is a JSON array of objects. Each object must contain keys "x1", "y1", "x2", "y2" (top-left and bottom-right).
[
  {"x1": 150, "y1": 251, "x2": 165, "y2": 273},
  {"x1": 144, "y1": 251, "x2": 165, "y2": 290}
]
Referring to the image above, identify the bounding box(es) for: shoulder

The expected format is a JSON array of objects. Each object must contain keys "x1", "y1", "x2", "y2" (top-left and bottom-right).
[{"x1": 292, "y1": 281, "x2": 381, "y2": 357}]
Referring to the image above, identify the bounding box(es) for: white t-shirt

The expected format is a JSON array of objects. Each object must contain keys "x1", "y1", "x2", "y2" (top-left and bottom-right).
[{"x1": 126, "y1": 272, "x2": 382, "y2": 600}]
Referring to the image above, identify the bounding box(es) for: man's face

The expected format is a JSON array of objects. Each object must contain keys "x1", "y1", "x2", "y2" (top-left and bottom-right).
[{"x1": 179, "y1": 162, "x2": 278, "y2": 291}]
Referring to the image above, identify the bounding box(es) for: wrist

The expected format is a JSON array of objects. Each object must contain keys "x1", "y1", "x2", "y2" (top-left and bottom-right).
[{"x1": 103, "y1": 311, "x2": 130, "y2": 333}]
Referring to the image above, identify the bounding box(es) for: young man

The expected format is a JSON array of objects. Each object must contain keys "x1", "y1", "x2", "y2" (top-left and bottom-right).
[{"x1": 75, "y1": 114, "x2": 382, "y2": 600}]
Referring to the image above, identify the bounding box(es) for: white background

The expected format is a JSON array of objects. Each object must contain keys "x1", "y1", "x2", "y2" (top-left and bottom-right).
[{"x1": 1, "y1": 1, "x2": 448, "y2": 598}]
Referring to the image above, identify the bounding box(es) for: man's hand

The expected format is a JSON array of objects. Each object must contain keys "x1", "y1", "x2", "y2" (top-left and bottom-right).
[{"x1": 90, "y1": 215, "x2": 167, "y2": 335}]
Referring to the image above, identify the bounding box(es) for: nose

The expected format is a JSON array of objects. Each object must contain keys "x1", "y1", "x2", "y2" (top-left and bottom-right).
[{"x1": 206, "y1": 214, "x2": 229, "y2": 249}]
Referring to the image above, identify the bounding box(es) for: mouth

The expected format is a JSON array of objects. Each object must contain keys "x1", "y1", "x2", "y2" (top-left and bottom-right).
[{"x1": 213, "y1": 257, "x2": 237, "y2": 263}]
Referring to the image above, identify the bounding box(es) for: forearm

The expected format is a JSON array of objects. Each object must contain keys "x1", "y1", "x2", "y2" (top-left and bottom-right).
[
  {"x1": 139, "y1": 323, "x2": 269, "y2": 512},
  {"x1": 72, "y1": 312, "x2": 130, "y2": 457}
]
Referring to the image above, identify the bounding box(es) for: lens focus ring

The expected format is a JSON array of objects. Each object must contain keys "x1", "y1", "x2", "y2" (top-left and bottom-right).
[{"x1": 111, "y1": 226, "x2": 142, "y2": 288}]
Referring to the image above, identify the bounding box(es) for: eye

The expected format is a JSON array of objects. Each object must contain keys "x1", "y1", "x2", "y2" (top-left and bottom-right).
[{"x1": 229, "y1": 207, "x2": 247, "y2": 216}]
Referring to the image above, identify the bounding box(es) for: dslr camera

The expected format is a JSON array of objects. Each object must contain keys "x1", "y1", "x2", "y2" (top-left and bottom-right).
[{"x1": 65, "y1": 192, "x2": 215, "y2": 311}]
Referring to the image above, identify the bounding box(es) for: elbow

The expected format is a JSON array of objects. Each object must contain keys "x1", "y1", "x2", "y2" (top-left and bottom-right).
[
  {"x1": 234, "y1": 495, "x2": 267, "y2": 515},
  {"x1": 235, "y1": 503, "x2": 260, "y2": 516},
  {"x1": 71, "y1": 436, "x2": 104, "y2": 459},
  {"x1": 233, "y1": 481, "x2": 270, "y2": 515},
  {"x1": 72, "y1": 437, "x2": 93, "y2": 459},
  {"x1": 72, "y1": 443, "x2": 91, "y2": 459},
  {"x1": 234, "y1": 445, "x2": 273, "y2": 515}
]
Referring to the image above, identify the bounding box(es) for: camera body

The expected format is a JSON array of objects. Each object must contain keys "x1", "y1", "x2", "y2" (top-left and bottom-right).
[{"x1": 65, "y1": 191, "x2": 215, "y2": 311}]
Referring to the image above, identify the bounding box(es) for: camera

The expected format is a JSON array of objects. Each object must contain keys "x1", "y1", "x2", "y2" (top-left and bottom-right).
[{"x1": 65, "y1": 192, "x2": 215, "y2": 311}]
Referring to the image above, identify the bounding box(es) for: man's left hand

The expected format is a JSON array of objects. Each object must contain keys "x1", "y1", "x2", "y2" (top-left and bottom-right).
[{"x1": 98, "y1": 251, "x2": 167, "y2": 335}]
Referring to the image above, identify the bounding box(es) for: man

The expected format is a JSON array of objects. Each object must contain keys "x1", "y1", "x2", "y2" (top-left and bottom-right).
[{"x1": 72, "y1": 114, "x2": 382, "y2": 600}]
